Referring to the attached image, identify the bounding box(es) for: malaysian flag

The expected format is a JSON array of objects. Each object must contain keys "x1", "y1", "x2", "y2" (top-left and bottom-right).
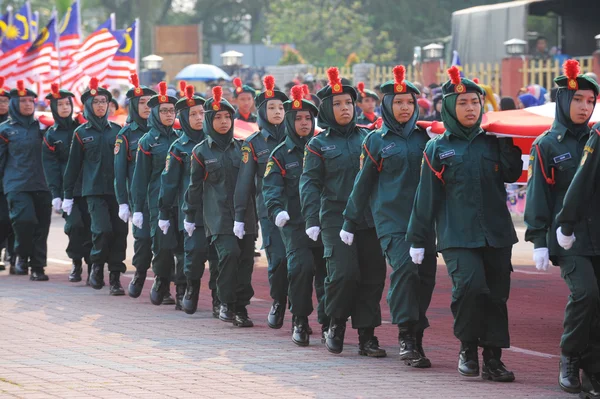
[
  {"x1": 0, "y1": 3, "x2": 33, "y2": 84},
  {"x1": 104, "y1": 19, "x2": 138, "y2": 87},
  {"x1": 58, "y1": 0, "x2": 81, "y2": 66},
  {"x1": 0, "y1": 8, "x2": 12, "y2": 54},
  {"x1": 31, "y1": 10, "x2": 39, "y2": 39}
]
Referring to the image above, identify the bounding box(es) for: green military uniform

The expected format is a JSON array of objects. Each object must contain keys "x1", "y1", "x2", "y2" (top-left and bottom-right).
[
  {"x1": 343, "y1": 69, "x2": 435, "y2": 367},
  {"x1": 407, "y1": 67, "x2": 521, "y2": 380},
  {"x1": 234, "y1": 78, "x2": 289, "y2": 328},
  {"x1": 299, "y1": 68, "x2": 387, "y2": 356},
  {"x1": 0, "y1": 82, "x2": 51, "y2": 280},
  {"x1": 130, "y1": 84, "x2": 183, "y2": 306},
  {"x1": 184, "y1": 87, "x2": 257, "y2": 327},
  {"x1": 42, "y1": 86, "x2": 92, "y2": 281},
  {"x1": 63, "y1": 81, "x2": 127, "y2": 293},
  {"x1": 114, "y1": 79, "x2": 156, "y2": 297},
  {"x1": 262, "y1": 86, "x2": 328, "y2": 345},
  {"x1": 526, "y1": 65, "x2": 600, "y2": 392},
  {"x1": 0, "y1": 82, "x2": 14, "y2": 272},
  {"x1": 355, "y1": 83, "x2": 379, "y2": 127},
  {"x1": 232, "y1": 78, "x2": 257, "y2": 123}
]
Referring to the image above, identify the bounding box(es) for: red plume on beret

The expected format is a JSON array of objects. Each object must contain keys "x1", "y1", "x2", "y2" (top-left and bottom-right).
[
  {"x1": 291, "y1": 85, "x2": 304, "y2": 102},
  {"x1": 185, "y1": 85, "x2": 195, "y2": 99},
  {"x1": 158, "y1": 81, "x2": 167, "y2": 96},
  {"x1": 233, "y1": 77, "x2": 242, "y2": 88},
  {"x1": 89, "y1": 77, "x2": 98, "y2": 91},
  {"x1": 472, "y1": 78, "x2": 480, "y2": 84},
  {"x1": 393, "y1": 65, "x2": 405, "y2": 85},
  {"x1": 179, "y1": 80, "x2": 186, "y2": 95},
  {"x1": 327, "y1": 67, "x2": 340, "y2": 86},
  {"x1": 51, "y1": 83, "x2": 60, "y2": 98},
  {"x1": 130, "y1": 73, "x2": 139, "y2": 88},
  {"x1": 102, "y1": 84, "x2": 109, "y2": 90},
  {"x1": 263, "y1": 75, "x2": 275, "y2": 91},
  {"x1": 563, "y1": 59, "x2": 580, "y2": 80},
  {"x1": 17, "y1": 80, "x2": 25, "y2": 91},
  {"x1": 447, "y1": 66, "x2": 461, "y2": 85},
  {"x1": 356, "y1": 81, "x2": 366, "y2": 98},
  {"x1": 212, "y1": 85, "x2": 223, "y2": 106},
  {"x1": 302, "y1": 84, "x2": 310, "y2": 97}
]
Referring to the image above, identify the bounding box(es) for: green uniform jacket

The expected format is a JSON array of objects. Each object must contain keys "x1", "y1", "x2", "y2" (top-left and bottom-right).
[
  {"x1": 183, "y1": 136, "x2": 257, "y2": 237},
  {"x1": 526, "y1": 125, "x2": 600, "y2": 257},
  {"x1": 406, "y1": 131, "x2": 522, "y2": 251},
  {"x1": 63, "y1": 121, "x2": 121, "y2": 199},
  {"x1": 42, "y1": 123, "x2": 83, "y2": 199},
  {"x1": 0, "y1": 119, "x2": 49, "y2": 194},
  {"x1": 159, "y1": 132, "x2": 204, "y2": 229},
  {"x1": 114, "y1": 122, "x2": 147, "y2": 206},
  {"x1": 343, "y1": 125, "x2": 430, "y2": 238},
  {"x1": 300, "y1": 127, "x2": 375, "y2": 230},
  {"x1": 234, "y1": 129, "x2": 283, "y2": 221},
  {"x1": 356, "y1": 113, "x2": 377, "y2": 127},
  {"x1": 234, "y1": 110, "x2": 257, "y2": 123}
]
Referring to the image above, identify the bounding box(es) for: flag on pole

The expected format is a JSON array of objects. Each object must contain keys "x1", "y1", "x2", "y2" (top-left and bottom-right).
[
  {"x1": 0, "y1": 3, "x2": 33, "y2": 83},
  {"x1": 17, "y1": 14, "x2": 58, "y2": 80},
  {"x1": 58, "y1": 0, "x2": 81, "y2": 78},
  {"x1": 451, "y1": 50, "x2": 464, "y2": 77},
  {"x1": 31, "y1": 10, "x2": 39, "y2": 39},
  {"x1": 0, "y1": 8, "x2": 12, "y2": 55},
  {"x1": 104, "y1": 20, "x2": 137, "y2": 87}
]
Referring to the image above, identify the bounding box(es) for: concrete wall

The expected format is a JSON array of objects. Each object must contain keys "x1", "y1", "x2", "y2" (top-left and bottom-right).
[{"x1": 154, "y1": 24, "x2": 203, "y2": 82}]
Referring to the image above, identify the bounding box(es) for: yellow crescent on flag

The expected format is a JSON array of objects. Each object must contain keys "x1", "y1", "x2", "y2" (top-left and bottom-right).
[
  {"x1": 15, "y1": 14, "x2": 29, "y2": 40},
  {"x1": 0, "y1": 20, "x2": 7, "y2": 34},
  {"x1": 119, "y1": 31, "x2": 132, "y2": 53},
  {"x1": 33, "y1": 27, "x2": 49, "y2": 47},
  {"x1": 59, "y1": 7, "x2": 72, "y2": 34}
]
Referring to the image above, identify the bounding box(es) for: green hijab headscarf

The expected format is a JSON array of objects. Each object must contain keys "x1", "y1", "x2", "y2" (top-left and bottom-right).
[
  {"x1": 8, "y1": 96, "x2": 36, "y2": 127},
  {"x1": 204, "y1": 109, "x2": 233, "y2": 150},
  {"x1": 127, "y1": 97, "x2": 150, "y2": 133},
  {"x1": 317, "y1": 94, "x2": 357, "y2": 135},
  {"x1": 553, "y1": 88, "x2": 595, "y2": 138},
  {"x1": 147, "y1": 104, "x2": 174, "y2": 138},
  {"x1": 83, "y1": 95, "x2": 109, "y2": 132},
  {"x1": 179, "y1": 107, "x2": 205, "y2": 142},
  {"x1": 284, "y1": 109, "x2": 316, "y2": 149},
  {"x1": 441, "y1": 93, "x2": 484, "y2": 140},
  {"x1": 257, "y1": 98, "x2": 285, "y2": 141},
  {"x1": 50, "y1": 97, "x2": 76, "y2": 130},
  {"x1": 381, "y1": 93, "x2": 419, "y2": 137}
]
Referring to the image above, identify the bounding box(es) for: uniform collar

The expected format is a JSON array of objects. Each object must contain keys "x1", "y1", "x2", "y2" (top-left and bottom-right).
[
  {"x1": 260, "y1": 127, "x2": 278, "y2": 141},
  {"x1": 129, "y1": 121, "x2": 139, "y2": 131},
  {"x1": 285, "y1": 136, "x2": 301, "y2": 152},
  {"x1": 207, "y1": 135, "x2": 233, "y2": 148},
  {"x1": 552, "y1": 122, "x2": 576, "y2": 143}
]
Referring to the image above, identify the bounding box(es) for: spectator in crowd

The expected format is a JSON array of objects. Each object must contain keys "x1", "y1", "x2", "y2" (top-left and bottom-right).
[{"x1": 499, "y1": 97, "x2": 517, "y2": 111}]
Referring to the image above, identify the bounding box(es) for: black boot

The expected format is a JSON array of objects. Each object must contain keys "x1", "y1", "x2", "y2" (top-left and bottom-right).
[
  {"x1": 149, "y1": 276, "x2": 170, "y2": 306},
  {"x1": 415, "y1": 330, "x2": 432, "y2": 368},
  {"x1": 292, "y1": 316, "x2": 310, "y2": 347},
  {"x1": 69, "y1": 259, "x2": 83, "y2": 282},
  {"x1": 233, "y1": 306, "x2": 254, "y2": 327},
  {"x1": 581, "y1": 370, "x2": 600, "y2": 398},
  {"x1": 175, "y1": 284, "x2": 186, "y2": 311},
  {"x1": 212, "y1": 291, "x2": 221, "y2": 319},
  {"x1": 219, "y1": 303, "x2": 235, "y2": 322},
  {"x1": 458, "y1": 342, "x2": 479, "y2": 377},
  {"x1": 559, "y1": 352, "x2": 581, "y2": 393},
  {"x1": 128, "y1": 270, "x2": 146, "y2": 298},
  {"x1": 321, "y1": 324, "x2": 329, "y2": 344},
  {"x1": 30, "y1": 267, "x2": 49, "y2": 281},
  {"x1": 183, "y1": 279, "x2": 200, "y2": 315},
  {"x1": 267, "y1": 300, "x2": 285, "y2": 329},
  {"x1": 358, "y1": 328, "x2": 387, "y2": 358},
  {"x1": 162, "y1": 291, "x2": 176, "y2": 305},
  {"x1": 14, "y1": 257, "x2": 28, "y2": 275},
  {"x1": 109, "y1": 272, "x2": 125, "y2": 296},
  {"x1": 89, "y1": 264, "x2": 104, "y2": 289},
  {"x1": 86, "y1": 264, "x2": 91, "y2": 286},
  {"x1": 8, "y1": 252, "x2": 16, "y2": 274},
  {"x1": 482, "y1": 347, "x2": 515, "y2": 382},
  {"x1": 398, "y1": 326, "x2": 427, "y2": 366},
  {"x1": 325, "y1": 318, "x2": 346, "y2": 354}
]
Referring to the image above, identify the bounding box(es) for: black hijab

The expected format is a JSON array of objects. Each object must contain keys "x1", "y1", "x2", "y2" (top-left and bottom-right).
[{"x1": 317, "y1": 94, "x2": 356, "y2": 135}]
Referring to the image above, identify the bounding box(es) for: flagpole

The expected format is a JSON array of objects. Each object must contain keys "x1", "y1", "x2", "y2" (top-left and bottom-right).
[
  {"x1": 32, "y1": 11, "x2": 39, "y2": 38},
  {"x1": 25, "y1": 1, "x2": 32, "y2": 42},
  {"x1": 55, "y1": 8, "x2": 62, "y2": 85},
  {"x1": 76, "y1": 0, "x2": 81, "y2": 38},
  {"x1": 135, "y1": 18, "x2": 140, "y2": 75},
  {"x1": 110, "y1": 13, "x2": 115, "y2": 31}
]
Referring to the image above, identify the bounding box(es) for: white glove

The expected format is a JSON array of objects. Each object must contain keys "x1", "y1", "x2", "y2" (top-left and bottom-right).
[
  {"x1": 158, "y1": 219, "x2": 170, "y2": 235},
  {"x1": 184, "y1": 221, "x2": 196, "y2": 237},
  {"x1": 52, "y1": 197, "x2": 62, "y2": 214},
  {"x1": 556, "y1": 227, "x2": 576, "y2": 250},
  {"x1": 132, "y1": 212, "x2": 144, "y2": 229},
  {"x1": 118, "y1": 204, "x2": 130, "y2": 223},
  {"x1": 533, "y1": 247, "x2": 550, "y2": 271},
  {"x1": 410, "y1": 247, "x2": 425, "y2": 265},
  {"x1": 305, "y1": 226, "x2": 321, "y2": 242},
  {"x1": 339, "y1": 229, "x2": 354, "y2": 246},
  {"x1": 233, "y1": 221, "x2": 245, "y2": 239},
  {"x1": 275, "y1": 211, "x2": 290, "y2": 228},
  {"x1": 62, "y1": 198, "x2": 74, "y2": 216}
]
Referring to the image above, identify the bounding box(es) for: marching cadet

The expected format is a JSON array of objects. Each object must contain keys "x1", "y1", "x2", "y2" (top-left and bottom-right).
[
  {"x1": 184, "y1": 86, "x2": 257, "y2": 327},
  {"x1": 232, "y1": 77, "x2": 257, "y2": 122},
  {"x1": 525, "y1": 59, "x2": 600, "y2": 395},
  {"x1": 0, "y1": 80, "x2": 51, "y2": 280},
  {"x1": 342, "y1": 66, "x2": 435, "y2": 368},
  {"x1": 63, "y1": 78, "x2": 127, "y2": 294},
  {"x1": 158, "y1": 85, "x2": 219, "y2": 315},
  {"x1": 0, "y1": 76, "x2": 15, "y2": 274},
  {"x1": 234, "y1": 75, "x2": 289, "y2": 329},
  {"x1": 42, "y1": 84, "x2": 92, "y2": 283},
  {"x1": 407, "y1": 66, "x2": 522, "y2": 381},
  {"x1": 262, "y1": 85, "x2": 328, "y2": 346},
  {"x1": 114, "y1": 74, "x2": 156, "y2": 299},
  {"x1": 355, "y1": 82, "x2": 379, "y2": 126},
  {"x1": 130, "y1": 82, "x2": 184, "y2": 308},
  {"x1": 300, "y1": 67, "x2": 387, "y2": 357}
]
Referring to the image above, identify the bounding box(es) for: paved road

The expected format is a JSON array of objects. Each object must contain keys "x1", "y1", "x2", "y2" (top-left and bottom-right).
[{"x1": 0, "y1": 214, "x2": 572, "y2": 398}]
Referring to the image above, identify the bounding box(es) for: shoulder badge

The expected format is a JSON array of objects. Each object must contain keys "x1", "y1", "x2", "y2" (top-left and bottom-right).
[
  {"x1": 114, "y1": 141, "x2": 120, "y2": 155},
  {"x1": 264, "y1": 160, "x2": 274, "y2": 177},
  {"x1": 359, "y1": 152, "x2": 365, "y2": 170},
  {"x1": 165, "y1": 154, "x2": 170, "y2": 171},
  {"x1": 242, "y1": 151, "x2": 249, "y2": 164}
]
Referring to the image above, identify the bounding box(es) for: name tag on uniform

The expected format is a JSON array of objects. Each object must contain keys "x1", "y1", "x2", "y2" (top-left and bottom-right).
[
  {"x1": 82, "y1": 136, "x2": 94, "y2": 143},
  {"x1": 257, "y1": 149, "x2": 269, "y2": 157},
  {"x1": 205, "y1": 158, "x2": 218, "y2": 164},
  {"x1": 149, "y1": 142, "x2": 162, "y2": 147},
  {"x1": 180, "y1": 151, "x2": 188, "y2": 156},
  {"x1": 553, "y1": 152, "x2": 572, "y2": 163},
  {"x1": 130, "y1": 140, "x2": 138, "y2": 146},
  {"x1": 285, "y1": 161, "x2": 299, "y2": 169},
  {"x1": 54, "y1": 140, "x2": 63, "y2": 144},
  {"x1": 439, "y1": 150, "x2": 455, "y2": 159},
  {"x1": 382, "y1": 142, "x2": 396, "y2": 153},
  {"x1": 321, "y1": 145, "x2": 336, "y2": 151},
  {"x1": 6, "y1": 130, "x2": 18, "y2": 136}
]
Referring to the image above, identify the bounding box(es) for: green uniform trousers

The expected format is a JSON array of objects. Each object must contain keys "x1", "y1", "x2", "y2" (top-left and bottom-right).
[
  {"x1": 208, "y1": 243, "x2": 219, "y2": 297},
  {"x1": 183, "y1": 226, "x2": 209, "y2": 280},
  {"x1": 260, "y1": 217, "x2": 288, "y2": 303},
  {"x1": 64, "y1": 196, "x2": 92, "y2": 262},
  {"x1": 150, "y1": 211, "x2": 183, "y2": 280},
  {"x1": 6, "y1": 191, "x2": 52, "y2": 268},
  {"x1": 132, "y1": 203, "x2": 152, "y2": 273},
  {"x1": 380, "y1": 233, "x2": 436, "y2": 331},
  {"x1": 0, "y1": 192, "x2": 12, "y2": 246},
  {"x1": 321, "y1": 227, "x2": 386, "y2": 328},
  {"x1": 212, "y1": 234, "x2": 256, "y2": 308},
  {"x1": 86, "y1": 195, "x2": 128, "y2": 272},
  {"x1": 558, "y1": 255, "x2": 600, "y2": 373},
  {"x1": 441, "y1": 246, "x2": 512, "y2": 348}
]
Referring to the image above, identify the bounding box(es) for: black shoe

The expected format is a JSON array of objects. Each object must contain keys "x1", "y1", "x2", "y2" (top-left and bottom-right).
[
  {"x1": 398, "y1": 326, "x2": 428, "y2": 366},
  {"x1": 559, "y1": 353, "x2": 582, "y2": 393},
  {"x1": 0, "y1": 262, "x2": 5, "y2": 271},
  {"x1": 292, "y1": 316, "x2": 310, "y2": 347},
  {"x1": 325, "y1": 319, "x2": 346, "y2": 354},
  {"x1": 15, "y1": 257, "x2": 28, "y2": 275},
  {"x1": 86, "y1": 264, "x2": 91, "y2": 286},
  {"x1": 358, "y1": 328, "x2": 387, "y2": 358},
  {"x1": 233, "y1": 307, "x2": 254, "y2": 327},
  {"x1": 482, "y1": 347, "x2": 515, "y2": 382},
  {"x1": 458, "y1": 342, "x2": 480, "y2": 377},
  {"x1": 162, "y1": 291, "x2": 175, "y2": 305},
  {"x1": 69, "y1": 259, "x2": 83, "y2": 282},
  {"x1": 183, "y1": 279, "x2": 200, "y2": 314},
  {"x1": 150, "y1": 276, "x2": 170, "y2": 306},
  {"x1": 9, "y1": 264, "x2": 16, "y2": 275},
  {"x1": 30, "y1": 268, "x2": 49, "y2": 281},
  {"x1": 128, "y1": 270, "x2": 147, "y2": 298},
  {"x1": 212, "y1": 297, "x2": 221, "y2": 319},
  {"x1": 267, "y1": 300, "x2": 285, "y2": 329},
  {"x1": 89, "y1": 264, "x2": 104, "y2": 289},
  {"x1": 415, "y1": 330, "x2": 432, "y2": 368},
  {"x1": 321, "y1": 324, "x2": 328, "y2": 344},
  {"x1": 219, "y1": 303, "x2": 235, "y2": 322},
  {"x1": 175, "y1": 284, "x2": 186, "y2": 311},
  {"x1": 109, "y1": 272, "x2": 125, "y2": 296},
  {"x1": 580, "y1": 370, "x2": 600, "y2": 398},
  {"x1": 254, "y1": 251, "x2": 261, "y2": 257}
]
